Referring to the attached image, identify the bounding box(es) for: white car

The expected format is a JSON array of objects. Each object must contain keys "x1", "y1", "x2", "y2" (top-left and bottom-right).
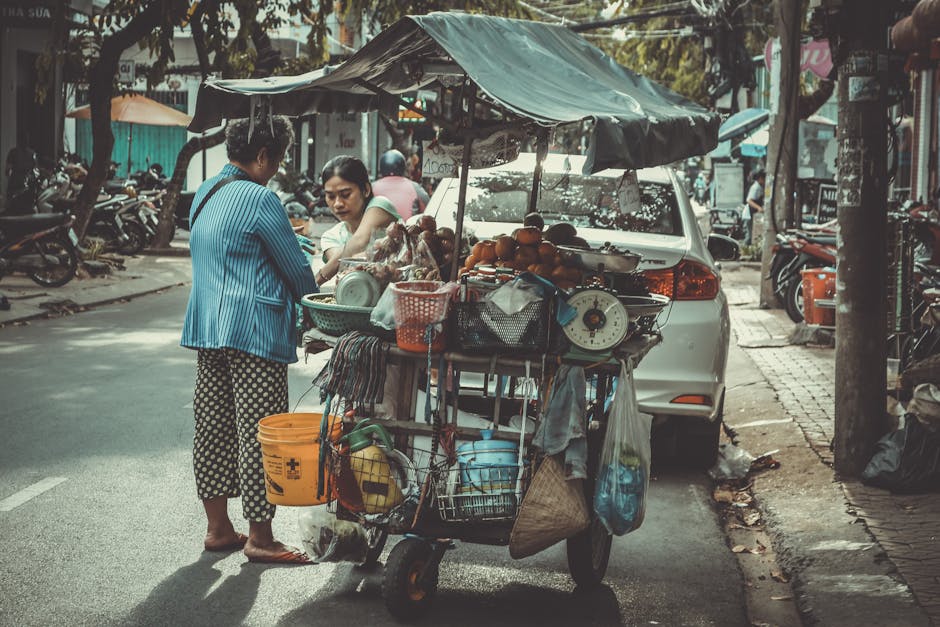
[{"x1": 424, "y1": 153, "x2": 732, "y2": 467}]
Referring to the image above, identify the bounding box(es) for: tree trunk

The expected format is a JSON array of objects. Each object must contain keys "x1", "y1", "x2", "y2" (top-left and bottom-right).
[
  {"x1": 759, "y1": 0, "x2": 801, "y2": 309},
  {"x1": 71, "y1": 1, "x2": 170, "y2": 239},
  {"x1": 151, "y1": 129, "x2": 225, "y2": 248}
]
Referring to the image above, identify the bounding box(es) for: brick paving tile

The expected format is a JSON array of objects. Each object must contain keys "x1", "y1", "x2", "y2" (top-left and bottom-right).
[{"x1": 726, "y1": 269, "x2": 940, "y2": 622}]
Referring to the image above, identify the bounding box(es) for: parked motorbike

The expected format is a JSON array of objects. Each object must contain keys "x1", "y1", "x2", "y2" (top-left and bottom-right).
[
  {"x1": 904, "y1": 199, "x2": 940, "y2": 265},
  {"x1": 771, "y1": 229, "x2": 838, "y2": 322},
  {"x1": 709, "y1": 207, "x2": 744, "y2": 241},
  {"x1": 0, "y1": 212, "x2": 79, "y2": 287},
  {"x1": 277, "y1": 172, "x2": 329, "y2": 219}
]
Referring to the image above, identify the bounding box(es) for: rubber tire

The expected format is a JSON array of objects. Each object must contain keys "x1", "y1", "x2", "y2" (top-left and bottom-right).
[
  {"x1": 28, "y1": 235, "x2": 79, "y2": 288},
  {"x1": 784, "y1": 274, "x2": 804, "y2": 323},
  {"x1": 117, "y1": 220, "x2": 147, "y2": 255},
  {"x1": 675, "y1": 416, "x2": 722, "y2": 470},
  {"x1": 566, "y1": 516, "x2": 613, "y2": 588},
  {"x1": 383, "y1": 538, "x2": 439, "y2": 620},
  {"x1": 358, "y1": 527, "x2": 389, "y2": 572},
  {"x1": 567, "y1": 417, "x2": 612, "y2": 588}
]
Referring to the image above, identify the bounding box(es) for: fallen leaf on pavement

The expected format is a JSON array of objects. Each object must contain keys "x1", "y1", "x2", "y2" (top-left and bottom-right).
[
  {"x1": 771, "y1": 570, "x2": 790, "y2": 583},
  {"x1": 732, "y1": 545, "x2": 748, "y2": 553},
  {"x1": 743, "y1": 510, "x2": 762, "y2": 526},
  {"x1": 714, "y1": 487, "x2": 735, "y2": 503}
]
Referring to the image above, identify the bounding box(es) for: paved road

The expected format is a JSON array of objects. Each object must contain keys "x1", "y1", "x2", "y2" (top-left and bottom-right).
[{"x1": 0, "y1": 285, "x2": 746, "y2": 626}]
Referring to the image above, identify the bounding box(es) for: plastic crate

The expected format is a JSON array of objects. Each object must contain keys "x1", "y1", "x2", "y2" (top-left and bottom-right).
[{"x1": 452, "y1": 297, "x2": 551, "y2": 354}]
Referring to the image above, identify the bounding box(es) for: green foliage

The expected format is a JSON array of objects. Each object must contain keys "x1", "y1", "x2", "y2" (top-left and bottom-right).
[{"x1": 601, "y1": 0, "x2": 773, "y2": 106}]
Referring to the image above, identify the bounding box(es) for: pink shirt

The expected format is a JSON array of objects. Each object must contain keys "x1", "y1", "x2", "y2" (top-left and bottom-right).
[{"x1": 371, "y1": 176, "x2": 429, "y2": 221}]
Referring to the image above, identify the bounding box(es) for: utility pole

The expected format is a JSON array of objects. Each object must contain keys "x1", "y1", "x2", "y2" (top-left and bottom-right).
[
  {"x1": 828, "y1": 2, "x2": 892, "y2": 476},
  {"x1": 760, "y1": 0, "x2": 801, "y2": 308}
]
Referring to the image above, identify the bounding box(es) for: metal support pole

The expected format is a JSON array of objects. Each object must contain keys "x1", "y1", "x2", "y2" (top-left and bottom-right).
[
  {"x1": 449, "y1": 81, "x2": 476, "y2": 283},
  {"x1": 528, "y1": 132, "x2": 549, "y2": 215},
  {"x1": 833, "y1": 8, "x2": 890, "y2": 476}
]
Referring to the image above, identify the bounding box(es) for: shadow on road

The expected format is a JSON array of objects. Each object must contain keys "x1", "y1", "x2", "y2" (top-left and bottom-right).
[
  {"x1": 119, "y1": 552, "x2": 261, "y2": 627},
  {"x1": 277, "y1": 562, "x2": 622, "y2": 627}
]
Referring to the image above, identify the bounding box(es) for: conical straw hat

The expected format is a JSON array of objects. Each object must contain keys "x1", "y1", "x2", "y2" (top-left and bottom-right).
[{"x1": 510, "y1": 455, "x2": 590, "y2": 559}]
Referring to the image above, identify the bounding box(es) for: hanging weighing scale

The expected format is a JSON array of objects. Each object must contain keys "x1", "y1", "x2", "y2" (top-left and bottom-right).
[{"x1": 562, "y1": 286, "x2": 631, "y2": 361}]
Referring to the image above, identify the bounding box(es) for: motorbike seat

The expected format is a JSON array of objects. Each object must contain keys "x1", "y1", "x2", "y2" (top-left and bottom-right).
[
  {"x1": 0, "y1": 213, "x2": 70, "y2": 238},
  {"x1": 803, "y1": 234, "x2": 837, "y2": 246}
]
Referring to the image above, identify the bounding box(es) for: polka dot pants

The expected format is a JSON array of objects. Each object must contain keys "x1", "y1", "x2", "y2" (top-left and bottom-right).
[{"x1": 193, "y1": 348, "x2": 288, "y2": 522}]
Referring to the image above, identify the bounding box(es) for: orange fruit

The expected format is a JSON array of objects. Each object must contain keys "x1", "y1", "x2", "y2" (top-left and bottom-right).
[
  {"x1": 478, "y1": 240, "x2": 497, "y2": 263},
  {"x1": 514, "y1": 226, "x2": 542, "y2": 246},
  {"x1": 494, "y1": 235, "x2": 517, "y2": 261},
  {"x1": 537, "y1": 241, "x2": 557, "y2": 262},
  {"x1": 514, "y1": 245, "x2": 539, "y2": 267}
]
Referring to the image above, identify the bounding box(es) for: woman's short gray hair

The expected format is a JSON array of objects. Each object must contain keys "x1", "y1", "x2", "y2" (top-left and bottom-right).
[{"x1": 225, "y1": 115, "x2": 294, "y2": 164}]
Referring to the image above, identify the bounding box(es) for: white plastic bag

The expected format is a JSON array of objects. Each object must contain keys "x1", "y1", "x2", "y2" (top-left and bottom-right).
[
  {"x1": 593, "y1": 360, "x2": 652, "y2": 535},
  {"x1": 369, "y1": 285, "x2": 396, "y2": 330},
  {"x1": 297, "y1": 505, "x2": 368, "y2": 563}
]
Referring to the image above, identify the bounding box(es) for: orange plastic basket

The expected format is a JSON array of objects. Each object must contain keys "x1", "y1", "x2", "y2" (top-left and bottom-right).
[{"x1": 390, "y1": 281, "x2": 450, "y2": 352}]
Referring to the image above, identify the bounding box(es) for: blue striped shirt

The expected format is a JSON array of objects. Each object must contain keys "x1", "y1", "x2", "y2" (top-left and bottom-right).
[{"x1": 180, "y1": 164, "x2": 318, "y2": 363}]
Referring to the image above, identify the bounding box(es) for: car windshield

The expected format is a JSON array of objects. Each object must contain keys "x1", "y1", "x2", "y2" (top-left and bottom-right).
[{"x1": 457, "y1": 169, "x2": 682, "y2": 236}]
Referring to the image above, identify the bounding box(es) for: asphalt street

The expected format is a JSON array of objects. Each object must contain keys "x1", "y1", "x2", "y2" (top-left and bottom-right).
[{"x1": 0, "y1": 284, "x2": 748, "y2": 626}]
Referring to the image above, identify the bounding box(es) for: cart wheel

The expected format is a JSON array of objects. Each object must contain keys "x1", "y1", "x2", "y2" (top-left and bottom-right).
[
  {"x1": 566, "y1": 516, "x2": 613, "y2": 588},
  {"x1": 383, "y1": 538, "x2": 439, "y2": 619},
  {"x1": 358, "y1": 526, "x2": 389, "y2": 571}
]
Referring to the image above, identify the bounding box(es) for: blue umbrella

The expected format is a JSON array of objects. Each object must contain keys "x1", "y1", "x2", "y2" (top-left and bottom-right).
[{"x1": 718, "y1": 108, "x2": 770, "y2": 143}]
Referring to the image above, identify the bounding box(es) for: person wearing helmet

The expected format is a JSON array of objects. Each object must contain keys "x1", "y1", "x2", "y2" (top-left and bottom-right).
[{"x1": 371, "y1": 149, "x2": 430, "y2": 221}]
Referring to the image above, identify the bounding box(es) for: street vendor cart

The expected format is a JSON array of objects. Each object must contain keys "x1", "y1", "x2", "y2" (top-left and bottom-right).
[{"x1": 188, "y1": 12, "x2": 718, "y2": 620}]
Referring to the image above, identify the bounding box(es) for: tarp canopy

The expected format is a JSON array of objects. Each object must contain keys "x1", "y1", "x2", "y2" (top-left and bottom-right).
[{"x1": 189, "y1": 12, "x2": 718, "y2": 174}]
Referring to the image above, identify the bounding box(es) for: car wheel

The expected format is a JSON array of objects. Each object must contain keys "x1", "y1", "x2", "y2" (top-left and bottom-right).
[{"x1": 675, "y1": 415, "x2": 722, "y2": 470}]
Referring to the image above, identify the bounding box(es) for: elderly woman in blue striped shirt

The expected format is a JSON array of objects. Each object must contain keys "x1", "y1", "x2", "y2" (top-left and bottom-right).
[{"x1": 181, "y1": 115, "x2": 318, "y2": 564}]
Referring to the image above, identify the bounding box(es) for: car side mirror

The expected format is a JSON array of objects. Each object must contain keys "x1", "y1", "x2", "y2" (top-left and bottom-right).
[{"x1": 707, "y1": 233, "x2": 740, "y2": 261}]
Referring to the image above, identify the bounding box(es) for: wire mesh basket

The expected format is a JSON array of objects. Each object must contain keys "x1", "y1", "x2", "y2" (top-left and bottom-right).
[
  {"x1": 430, "y1": 458, "x2": 530, "y2": 523},
  {"x1": 452, "y1": 298, "x2": 551, "y2": 353},
  {"x1": 325, "y1": 441, "x2": 412, "y2": 516}
]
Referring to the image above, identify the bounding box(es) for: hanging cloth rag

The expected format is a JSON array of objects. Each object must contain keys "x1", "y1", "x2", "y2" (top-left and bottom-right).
[
  {"x1": 531, "y1": 364, "x2": 588, "y2": 479},
  {"x1": 312, "y1": 331, "x2": 389, "y2": 406}
]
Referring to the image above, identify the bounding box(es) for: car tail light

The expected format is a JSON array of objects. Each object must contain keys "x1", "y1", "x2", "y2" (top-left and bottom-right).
[
  {"x1": 643, "y1": 259, "x2": 720, "y2": 300},
  {"x1": 670, "y1": 394, "x2": 712, "y2": 405}
]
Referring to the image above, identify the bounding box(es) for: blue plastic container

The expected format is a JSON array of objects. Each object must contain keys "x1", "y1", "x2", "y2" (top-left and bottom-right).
[{"x1": 456, "y1": 430, "x2": 519, "y2": 492}]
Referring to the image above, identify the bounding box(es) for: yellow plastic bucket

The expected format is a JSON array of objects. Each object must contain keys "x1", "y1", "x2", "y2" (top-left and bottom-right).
[
  {"x1": 256, "y1": 412, "x2": 342, "y2": 506},
  {"x1": 258, "y1": 412, "x2": 341, "y2": 440}
]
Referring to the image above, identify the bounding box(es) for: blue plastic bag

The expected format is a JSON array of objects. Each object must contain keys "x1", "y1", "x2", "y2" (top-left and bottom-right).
[{"x1": 594, "y1": 360, "x2": 652, "y2": 535}]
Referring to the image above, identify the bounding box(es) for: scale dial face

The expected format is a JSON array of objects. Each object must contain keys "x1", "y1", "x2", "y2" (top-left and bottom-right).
[{"x1": 563, "y1": 288, "x2": 630, "y2": 351}]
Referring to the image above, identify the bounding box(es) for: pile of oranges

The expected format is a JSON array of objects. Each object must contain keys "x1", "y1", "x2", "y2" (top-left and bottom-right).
[{"x1": 460, "y1": 226, "x2": 583, "y2": 289}]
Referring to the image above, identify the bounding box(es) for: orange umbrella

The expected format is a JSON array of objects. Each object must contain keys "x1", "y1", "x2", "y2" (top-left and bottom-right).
[{"x1": 66, "y1": 94, "x2": 192, "y2": 174}]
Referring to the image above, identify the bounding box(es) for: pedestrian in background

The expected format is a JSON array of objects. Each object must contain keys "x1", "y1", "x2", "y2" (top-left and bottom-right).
[
  {"x1": 743, "y1": 169, "x2": 766, "y2": 246},
  {"x1": 371, "y1": 149, "x2": 429, "y2": 221},
  {"x1": 181, "y1": 115, "x2": 318, "y2": 564}
]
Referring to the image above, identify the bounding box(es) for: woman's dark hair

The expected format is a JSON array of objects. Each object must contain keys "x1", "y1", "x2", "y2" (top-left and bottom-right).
[
  {"x1": 320, "y1": 155, "x2": 373, "y2": 198},
  {"x1": 225, "y1": 115, "x2": 294, "y2": 164}
]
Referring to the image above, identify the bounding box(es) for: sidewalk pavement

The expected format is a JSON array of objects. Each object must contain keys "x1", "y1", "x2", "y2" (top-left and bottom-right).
[
  {"x1": 1, "y1": 250, "x2": 937, "y2": 624},
  {"x1": 722, "y1": 262, "x2": 939, "y2": 625},
  {"x1": 0, "y1": 248, "x2": 192, "y2": 327}
]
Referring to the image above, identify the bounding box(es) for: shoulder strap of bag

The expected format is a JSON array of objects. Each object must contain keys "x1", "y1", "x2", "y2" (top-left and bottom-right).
[{"x1": 190, "y1": 174, "x2": 248, "y2": 227}]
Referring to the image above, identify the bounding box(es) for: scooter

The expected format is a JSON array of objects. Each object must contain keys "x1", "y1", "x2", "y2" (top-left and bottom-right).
[
  {"x1": 0, "y1": 212, "x2": 79, "y2": 287},
  {"x1": 709, "y1": 207, "x2": 744, "y2": 241},
  {"x1": 773, "y1": 229, "x2": 838, "y2": 323}
]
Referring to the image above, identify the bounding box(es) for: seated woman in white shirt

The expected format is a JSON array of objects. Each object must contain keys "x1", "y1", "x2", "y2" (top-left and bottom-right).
[{"x1": 316, "y1": 155, "x2": 400, "y2": 286}]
